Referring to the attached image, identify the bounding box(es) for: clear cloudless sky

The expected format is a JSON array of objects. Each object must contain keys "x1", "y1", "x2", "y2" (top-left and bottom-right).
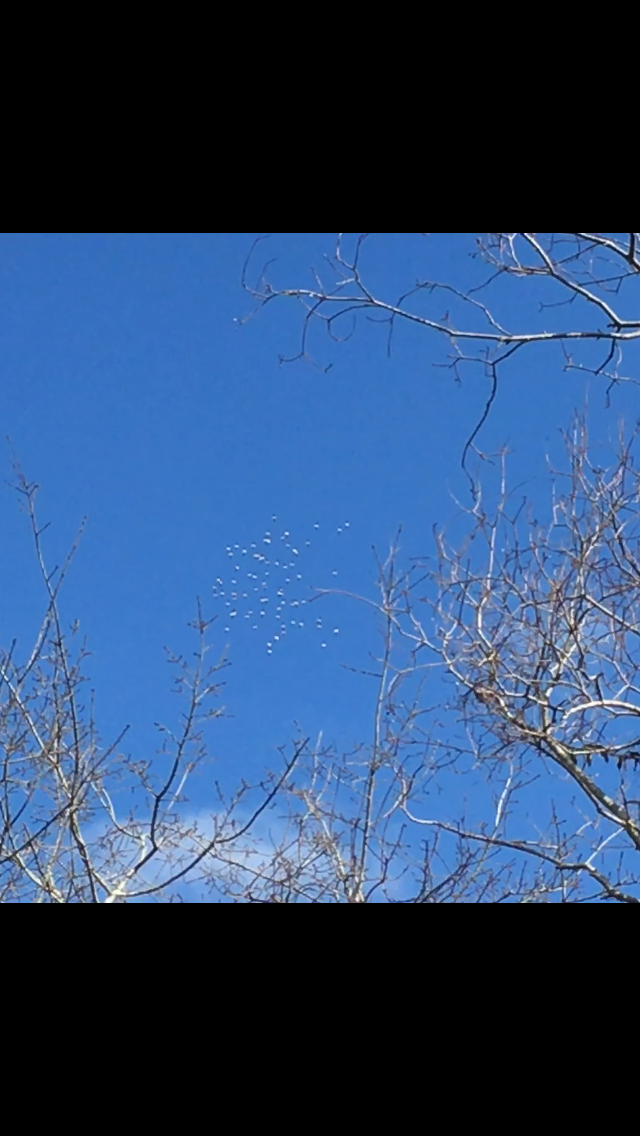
[{"x1": 2, "y1": 233, "x2": 638, "y2": 809}]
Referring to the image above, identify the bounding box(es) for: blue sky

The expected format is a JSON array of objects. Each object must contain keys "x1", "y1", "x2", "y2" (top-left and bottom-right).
[{"x1": 2, "y1": 233, "x2": 638, "y2": 824}]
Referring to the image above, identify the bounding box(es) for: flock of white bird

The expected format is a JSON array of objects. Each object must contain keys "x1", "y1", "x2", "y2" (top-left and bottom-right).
[{"x1": 212, "y1": 516, "x2": 350, "y2": 654}]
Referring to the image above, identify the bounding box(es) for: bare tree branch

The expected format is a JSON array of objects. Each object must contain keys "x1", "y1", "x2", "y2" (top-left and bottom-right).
[{"x1": 240, "y1": 234, "x2": 640, "y2": 485}]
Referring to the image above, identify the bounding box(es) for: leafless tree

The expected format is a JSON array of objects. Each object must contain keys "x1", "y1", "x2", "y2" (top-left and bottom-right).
[
  {"x1": 200, "y1": 544, "x2": 459, "y2": 903},
  {"x1": 0, "y1": 465, "x2": 303, "y2": 902},
  {"x1": 241, "y1": 233, "x2": 640, "y2": 487},
  {"x1": 412, "y1": 415, "x2": 640, "y2": 902}
]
